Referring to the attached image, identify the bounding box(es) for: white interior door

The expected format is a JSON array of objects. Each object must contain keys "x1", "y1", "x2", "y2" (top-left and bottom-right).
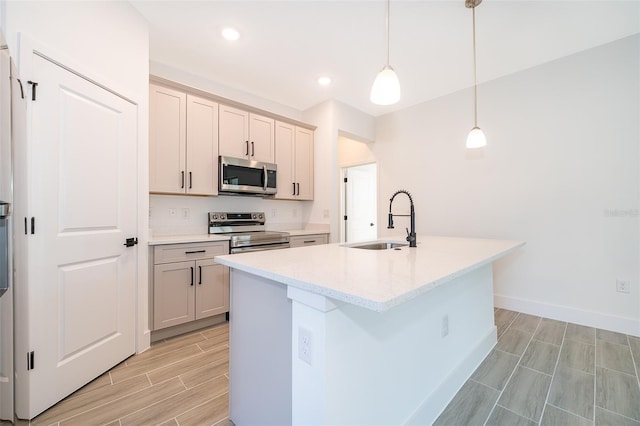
[
  {"x1": 20, "y1": 53, "x2": 137, "y2": 419},
  {"x1": 344, "y1": 163, "x2": 377, "y2": 242}
]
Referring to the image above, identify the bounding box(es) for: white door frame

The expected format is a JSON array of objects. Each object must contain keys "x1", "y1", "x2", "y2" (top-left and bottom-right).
[{"x1": 340, "y1": 162, "x2": 378, "y2": 243}]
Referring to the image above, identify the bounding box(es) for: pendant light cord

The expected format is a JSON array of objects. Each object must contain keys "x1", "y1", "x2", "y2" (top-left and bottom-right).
[
  {"x1": 385, "y1": 0, "x2": 391, "y2": 66},
  {"x1": 472, "y1": 5, "x2": 478, "y2": 126}
]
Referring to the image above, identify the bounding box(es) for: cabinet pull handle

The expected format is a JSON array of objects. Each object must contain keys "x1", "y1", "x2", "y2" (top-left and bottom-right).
[
  {"x1": 292, "y1": 182, "x2": 296, "y2": 196},
  {"x1": 185, "y1": 250, "x2": 206, "y2": 254},
  {"x1": 245, "y1": 140, "x2": 249, "y2": 156},
  {"x1": 181, "y1": 171, "x2": 185, "y2": 189},
  {"x1": 189, "y1": 172, "x2": 192, "y2": 189},
  {"x1": 296, "y1": 182, "x2": 300, "y2": 196},
  {"x1": 304, "y1": 240, "x2": 316, "y2": 244},
  {"x1": 199, "y1": 265, "x2": 202, "y2": 284},
  {"x1": 190, "y1": 267, "x2": 194, "y2": 286},
  {"x1": 251, "y1": 141, "x2": 255, "y2": 157}
]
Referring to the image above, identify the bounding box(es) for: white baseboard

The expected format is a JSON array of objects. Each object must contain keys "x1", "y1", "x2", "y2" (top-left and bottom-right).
[
  {"x1": 494, "y1": 294, "x2": 640, "y2": 337},
  {"x1": 405, "y1": 325, "x2": 497, "y2": 425}
]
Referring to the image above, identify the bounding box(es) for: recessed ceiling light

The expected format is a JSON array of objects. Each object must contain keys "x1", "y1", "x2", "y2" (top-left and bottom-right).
[
  {"x1": 317, "y1": 76, "x2": 332, "y2": 86},
  {"x1": 222, "y1": 27, "x2": 240, "y2": 41}
]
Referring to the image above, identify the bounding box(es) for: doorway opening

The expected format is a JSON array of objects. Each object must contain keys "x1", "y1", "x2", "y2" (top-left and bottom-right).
[{"x1": 341, "y1": 163, "x2": 377, "y2": 243}]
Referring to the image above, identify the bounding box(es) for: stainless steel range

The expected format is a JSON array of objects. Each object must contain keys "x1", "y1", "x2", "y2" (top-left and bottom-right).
[{"x1": 208, "y1": 211, "x2": 290, "y2": 254}]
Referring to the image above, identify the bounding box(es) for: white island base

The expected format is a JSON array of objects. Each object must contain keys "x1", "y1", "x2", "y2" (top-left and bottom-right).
[{"x1": 229, "y1": 264, "x2": 497, "y2": 425}]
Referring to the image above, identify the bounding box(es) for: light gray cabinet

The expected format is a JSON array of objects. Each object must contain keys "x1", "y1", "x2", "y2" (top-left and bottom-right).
[
  {"x1": 149, "y1": 83, "x2": 219, "y2": 195},
  {"x1": 219, "y1": 104, "x2": 275, "y2": 163},
  {"x1": 152, "y1": 242, "x2": 229, "y2": 330},
  {"x1": 275, "y1": 121, "x2": 314, "y2": 200}
]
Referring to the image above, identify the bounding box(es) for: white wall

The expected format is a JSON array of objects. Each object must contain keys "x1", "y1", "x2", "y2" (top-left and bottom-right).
[
  {"x1": 302, "y1": 100, "x2": 376, "y2": 242},
  {"x1": 375, "y1": 35, "x2": 640, "y2": 335},
  {"x1": 1, "y1": 0, "x2": 151, "y2": 351},
  {"x1": 151, "y1": 60, "x2": 303, "y2": 120}
]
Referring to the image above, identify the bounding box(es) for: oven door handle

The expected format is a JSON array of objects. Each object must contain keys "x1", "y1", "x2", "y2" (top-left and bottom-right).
[
  {"x1": 231, "y1": 244, "x2": 290, "y2": 254},
  {"x1": 263, "y1": 165, "x2": 268, "y2": 191}
]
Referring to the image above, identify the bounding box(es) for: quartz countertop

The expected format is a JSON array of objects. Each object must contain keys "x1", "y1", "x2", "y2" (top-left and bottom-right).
[
  {"x1": 148, "y1": 234, "x2": 230, "y2": 246},
  {"x1": 148, "y1": 229, "x2": 328, "y2": 246},
  {"x1": 215, "y1": 235, "x2": 524, "y2": 312}
]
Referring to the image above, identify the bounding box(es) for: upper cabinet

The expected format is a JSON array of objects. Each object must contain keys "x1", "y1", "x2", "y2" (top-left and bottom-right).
[
  {"x1": 219, "y1": 105, "x2": 275, "y2": 164},
  {"x1": 149, "y1": 83, "x2": 219, "y2": 195},
  {"x1": 149, "y1": 78, "x2": 315, "y2": 199},
  {"x1": 275, "y1": 121, "x2": 314, "y2": 200}
]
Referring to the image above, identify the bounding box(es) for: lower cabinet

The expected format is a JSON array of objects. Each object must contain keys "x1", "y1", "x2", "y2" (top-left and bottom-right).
[
  {"x1": 289, "y1": 234, "x2": 329, "y2": 248},
  {"x1": 152, "y1": 242, "x2": 229, "y2": 330}
]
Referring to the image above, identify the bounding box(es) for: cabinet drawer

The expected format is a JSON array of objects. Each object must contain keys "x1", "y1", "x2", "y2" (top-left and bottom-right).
[
  {"x1": 153, "y1": 241, "x2": 229, "y2": 264},
  {"x1": 289, "y1": 234, "x2": 328, "y2": 248}
]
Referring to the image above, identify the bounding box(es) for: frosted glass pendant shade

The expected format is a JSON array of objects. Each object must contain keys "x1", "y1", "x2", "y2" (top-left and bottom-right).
[
  {"x1": 466, "y1": 126, "x2": 486, "y2": 148},
  {"x1": 370, "y1": 65, "x2": 401, "y2": 105}
]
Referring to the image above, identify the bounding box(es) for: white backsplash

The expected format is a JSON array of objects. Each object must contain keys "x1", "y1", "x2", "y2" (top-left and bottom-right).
[{"x1": 149, "y1": 194, "x2": 313, "y2": 236}]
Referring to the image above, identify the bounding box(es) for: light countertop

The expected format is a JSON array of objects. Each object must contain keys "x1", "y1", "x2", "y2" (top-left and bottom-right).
[
  {"x1": 215, "y1": 235, "x2": 524, "y2": 312},
  {"x1": 148, "y1": 234, "x2": 230, "y2": 246},
  {"x1": 148, "y1": 229, "x2": 329, "y2": 246}
]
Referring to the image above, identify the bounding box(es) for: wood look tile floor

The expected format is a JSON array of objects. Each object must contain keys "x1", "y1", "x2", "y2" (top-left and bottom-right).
[
  {"x1": 24, "y1": 322, "x2": 230, "y2": 426},
  {"x1": 436, "y1": 309, "x2": 640, "y2": 426},
  {"x1": 18, "y1": 310, "x2": 640, "y2": 426}
]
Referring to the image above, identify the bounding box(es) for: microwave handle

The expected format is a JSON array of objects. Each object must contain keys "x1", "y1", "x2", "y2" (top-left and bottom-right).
[{"x1": 263, "y1": 165, "x2": 268, "y2": 191}]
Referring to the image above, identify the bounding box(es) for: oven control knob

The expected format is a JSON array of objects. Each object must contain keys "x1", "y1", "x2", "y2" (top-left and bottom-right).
[
  {"x1": 258, "y1": 213, "x2": 264, "y2": 219},
  {"x1": 252, "y1": 214, "x2": 257, "y2": 219},
  {"x1": 220, "y1": 214, "x2": 226, "y2": 220},
  {"x1": 212, "y1": 214, "x2": 218, "y2": 220}
]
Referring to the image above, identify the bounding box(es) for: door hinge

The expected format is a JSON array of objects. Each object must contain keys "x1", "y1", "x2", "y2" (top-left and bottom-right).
[
  {"x1": 124, "y1": 237, "x2": 138, "y2": 247},
  {"x1": 343, "y1": 177, "x2": 348, "y2": 183},
  {"x1": 344, "y1": 215, "x2": 348, "y2": 221},
  {"x1": 27, "y1": 81, "x2": 38, "y2": 101},
  {"x1": 27, "y1": 351, "x2": 34, "y2": 371},
  {"x1": 25, "y1": 217, "x2": 35, "y2": 235}
]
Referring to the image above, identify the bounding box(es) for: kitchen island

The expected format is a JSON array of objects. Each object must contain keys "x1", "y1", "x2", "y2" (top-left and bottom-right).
[{"x1": 215, "y1": 235, "x2": 524, "y2": 425}]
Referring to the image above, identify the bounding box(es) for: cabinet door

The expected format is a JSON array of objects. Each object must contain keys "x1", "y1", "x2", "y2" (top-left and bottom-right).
[
  {"x1": 219, "y1": 104, "x2": 249, "y2": 159},
  {"x1": 275, "y1": 121, "x2": 295, "y2": 200},
  {"x1": 186, "y1": 95, "x2": 219, "y2": 195},
  {"x1": 149, "y1": 84, "x2": 186, "y2": 193},
  {"x1": 195, "y1": 259, "x2": 229, "y2": 320},
  {"x1": 249, "y1": 113, "x2": 275, "y2": 163},
  {"x1": 153, "y1": 261, "x2": 195, "y2": 330},
  {"x1": 294, "y1": 127, "x2": 314, "y2": 200}
]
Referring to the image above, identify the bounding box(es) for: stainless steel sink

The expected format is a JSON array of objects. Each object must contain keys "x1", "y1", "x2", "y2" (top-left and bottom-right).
[{"x1": 346, "y1": 242, "x2": 408, "y2": 250}]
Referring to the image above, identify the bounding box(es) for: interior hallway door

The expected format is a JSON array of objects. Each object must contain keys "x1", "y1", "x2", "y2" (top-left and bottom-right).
[
  {"x1": 344, "y1": 163, "x2": 377, "y2": 242},
  {"x1": 16, "y1": 53, "x2": 138, "y2": 419}
]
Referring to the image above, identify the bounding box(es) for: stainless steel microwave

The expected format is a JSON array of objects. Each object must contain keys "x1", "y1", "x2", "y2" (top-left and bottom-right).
[{"x1": 219, "y1": 156, "x2": 277, "y2": 196}]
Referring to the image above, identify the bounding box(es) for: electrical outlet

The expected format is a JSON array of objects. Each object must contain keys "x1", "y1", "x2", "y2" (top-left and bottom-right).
[
  {"x1": 293, "y1": 208, "x2": 298, "y2": 218},
  {"x1": 181, "y1": 208, "x2": 190, "y2": 219},
  {"x1": 298, "y1": 327, "x2": 313, "y2": 365},
  {"x1": 441, "y1": 314, "x2": 449, "y2": 337},
  {"x1": 323, "y1": 209, "x2": 330, "y2": 219},
  {"x1": 616, "y1": 279, "x2": 631, "y2": 294},
  {"x1": 271, "y1": 208, "x2": 277, "y2": 218},
  {"x1": 168, "y1": 208, "x2": 177, "y2": 217}
]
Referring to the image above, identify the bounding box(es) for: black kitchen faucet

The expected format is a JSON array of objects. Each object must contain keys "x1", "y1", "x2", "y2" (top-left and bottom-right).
[{"x1": 387, "y1": 190, "x2": 417, "y2": 247}]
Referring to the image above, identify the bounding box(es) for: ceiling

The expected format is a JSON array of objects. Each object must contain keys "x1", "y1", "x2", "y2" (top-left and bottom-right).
[{"x1": 130, "y1": 1, "x2": 640, "y2": 117}]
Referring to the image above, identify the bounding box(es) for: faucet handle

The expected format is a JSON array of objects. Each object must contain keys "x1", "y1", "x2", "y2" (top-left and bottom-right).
[{"x1": 405, "y1": 227, "x2": 416, "y2": 243}]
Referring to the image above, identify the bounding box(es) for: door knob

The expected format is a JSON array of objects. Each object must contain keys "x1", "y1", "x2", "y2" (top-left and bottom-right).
[{"x1": 370, "y1": 223, "x2": 374, "y2": 226}]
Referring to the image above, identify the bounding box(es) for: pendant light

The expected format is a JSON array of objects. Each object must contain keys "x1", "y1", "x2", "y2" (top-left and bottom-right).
[
  {"x1": 465, "y1": 0, "x2": 486, "y2": 148},
  {"x1": 370, "y1": 0, "x2": 400, "y2": 105}
]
